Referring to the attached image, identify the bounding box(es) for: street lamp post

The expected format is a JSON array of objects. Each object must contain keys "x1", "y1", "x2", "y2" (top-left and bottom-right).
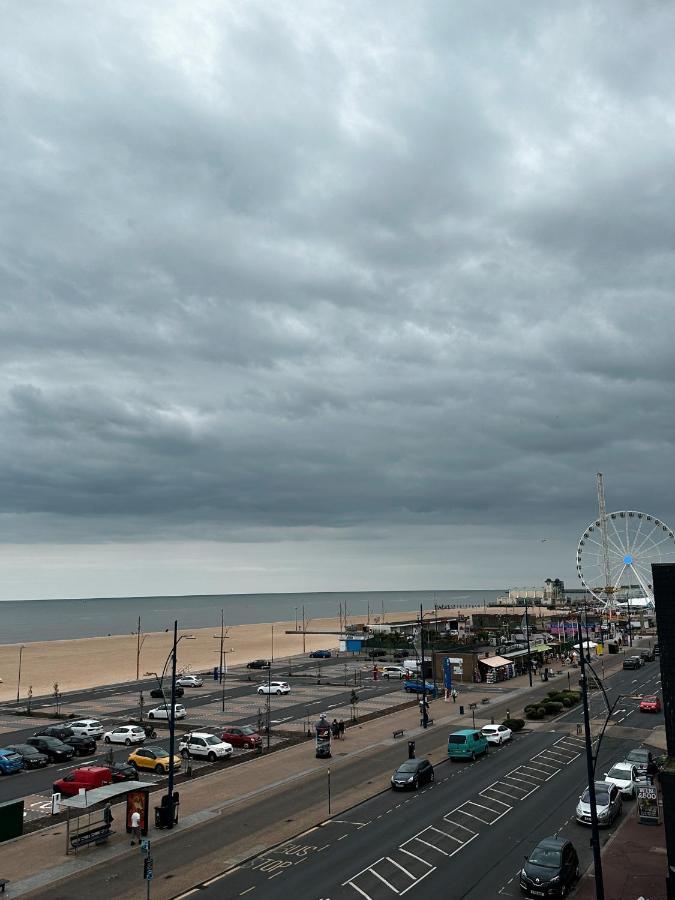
[
  {"x1": 420, "y1": 604, "x2": 428, "y2": 729},
  {"x1": 16, "y1": 645, "x2": 25, "y2": 703},
  {"x1": 524, "y1": 600, "x2": 533, "y2": 687}
]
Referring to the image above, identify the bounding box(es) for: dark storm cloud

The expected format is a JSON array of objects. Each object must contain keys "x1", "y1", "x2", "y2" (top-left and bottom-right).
[{"x1": 1, "y1": 0, "x2": 675, "y2": 590}]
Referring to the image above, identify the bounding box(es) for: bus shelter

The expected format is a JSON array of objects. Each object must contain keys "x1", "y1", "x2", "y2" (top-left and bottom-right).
[{"x1": 59, "y1": 780, "x2": 152, "y2": 854}]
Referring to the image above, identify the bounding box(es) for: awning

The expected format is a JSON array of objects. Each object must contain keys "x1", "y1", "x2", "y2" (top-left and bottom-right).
[
  {"x1": 479, "y1": 656, "x2": 512, "y2": 668},
  {"x1": 60, "y1": 780, "x2": 153, "y2": 810},
  {"x1": 502, "y1": 649, "x2": 530, "y2": 659}
]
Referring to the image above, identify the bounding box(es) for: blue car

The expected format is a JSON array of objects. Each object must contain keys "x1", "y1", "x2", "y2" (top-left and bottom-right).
[
  {"x1": 0, "y1": 748, "x2": 23, "y2": 775},
  {"x1": 403, "y1": 679, "x2": 438, "y2": 697},
  {"x1": 309, "y1": 649, "x2": 332, "y2": 658}
]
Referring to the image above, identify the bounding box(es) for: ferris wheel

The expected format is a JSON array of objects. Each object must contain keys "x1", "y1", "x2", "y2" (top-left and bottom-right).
[{"x1": 576, "y1": 509, "x2": 675, "y2": 606}]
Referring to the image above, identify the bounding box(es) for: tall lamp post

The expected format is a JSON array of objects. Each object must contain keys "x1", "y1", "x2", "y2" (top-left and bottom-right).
[
  {"x1": 16, "y1": 645, "x2": 25, "y2": 702},
  {"x1": 524, "y1": 600, "x2": 533, "y2": 687}
]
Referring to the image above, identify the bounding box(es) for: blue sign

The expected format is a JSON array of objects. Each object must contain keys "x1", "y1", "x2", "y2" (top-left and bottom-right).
[
  {"x1": 345, "y1": 639, "x2": 361, "y2": 651},
  {"x1": 443, "y1": 657, "x2": 453, "y2": 690}
]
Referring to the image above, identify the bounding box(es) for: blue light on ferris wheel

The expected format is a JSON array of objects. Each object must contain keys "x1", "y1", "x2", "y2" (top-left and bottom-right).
[{"x1": 624, "y1": 554, "x2": 633, "y2": 565}]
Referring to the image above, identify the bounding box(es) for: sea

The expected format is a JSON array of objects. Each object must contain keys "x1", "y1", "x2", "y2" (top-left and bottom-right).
[{"x1": 0, "y1": 589, "x2": 505, "y2": 645}]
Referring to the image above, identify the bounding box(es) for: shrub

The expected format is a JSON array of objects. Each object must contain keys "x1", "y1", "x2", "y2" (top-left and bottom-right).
[
  {"x1": 503, "y1": 718, "x2": 525, "y2": 732},
  {"x1": 526, "y1": 707, "x2": 545, "y2": 720},
  {"x1": 543, "y1": 701, "x2": 564, "y2": 714}
]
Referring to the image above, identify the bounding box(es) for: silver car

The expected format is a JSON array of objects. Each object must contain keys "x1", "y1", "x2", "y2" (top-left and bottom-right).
[{"x1": 576, "y1": 781, "x2": 622, "y2": 826}]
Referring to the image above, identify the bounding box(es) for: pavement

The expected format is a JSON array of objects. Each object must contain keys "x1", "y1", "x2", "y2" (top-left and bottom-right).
[{"x1": 0, "y1": 649, "x2": 662, "y2": 899}]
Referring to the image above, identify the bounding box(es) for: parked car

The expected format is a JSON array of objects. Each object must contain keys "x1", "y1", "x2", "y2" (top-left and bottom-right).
[
  {"x1": 403, "y1": 679, "x2": 438, "y2": 697},
  {"x1": 640, "y1": 647, "x2": 656, "y2": 662},
  {"x1": 447, "y1": 729, "x2": 489, "y2": 761},
  {"x1": 519, "y1": 836, "x2": 579, "y2": 897},
  {"x1": 34, "y1": 724, "x2": 74, "y2": 742},
  {"x1": 103, "y1": 725, "x2": 147, "y2": 745},
  {"x1": 257, "y1": 681, "x2": 290, "y2": 695},
  {"x1": 381, "y1": 665, "x2": 407, "y2": 679},
  {"x1": 64, "y1": 735, "x2": 97, "y2": 757},
  {"x1": 309, "y1": 649, "x2": 332, "y2": 658},
  {"x1": 110, "y1": 762, "x2": 138, "y2": 782},
  {"x1": 69, "y1": 719, "x2": 104, "y2": 739},
  {"x1": 393, "y1": 650, "x2": 410, "y2": 660},
  {"x1": 148, "y1": 703, "x2": 187, "y2": 720},
  {"x1": 221, "y1": 725, "x2": 263, "y2": 749},
  {"x1": 481, "y1": 724, "x2": 512, "y2": 746},
  {"x1": 53, "y1": 766, "x2": 112, "y2": 797},
  {"x1": 176, "y1": 674, "x2": 203, "y2": 688},
  {"x1": 179, "y1": 732, "x2": 233, "y2": 761},
  {"x1": 5, "y1": 743, "x2": 49, "y2": 769},
  {"x1": 367, "y1": 649, "x2": 387, "y2": 659},
  {"x1": 605, "y1": 761, "x2": 642, "y2": 797},
  {"x1": 623, "y1": 656, "x2": 643, "y2": 670},
  {"x1": 26, "y1": 736, "x2": 75, "y2": 762},
  {"x1": 246, "y1": 659, "x2": 270, "y2": 669},
  {"x1": 640, "y1": 695, "x2": 662, "y2": 713},
  {"x1": 576, "y1": 781, "x2": 622, "y2": 826},
  {"x1": 391, "y1": 758, "x2": 434, "y2": 790},
  {"x1": 0, "y1": 749, "x2": 23, "y2": 775},
  {"x1": 128, "y1": 746, "x2": 182, "y2": 775},
  {"x1": 625, "y1": 747, "x2": 651, "y2": 777},
  {"x1": 150, "y1": 685, "x2": 184, "y2": 699}
]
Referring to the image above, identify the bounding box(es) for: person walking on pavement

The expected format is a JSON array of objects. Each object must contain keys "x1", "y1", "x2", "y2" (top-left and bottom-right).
[
  {"x1": 338, "y1": 719, "x2": 345, "y2": 739},
  {"x1": 130, "y1": 809, "x2": 141, "y2": 845},
  {"x1": 451, "y1": 688, "x2": 458, "y2": 703},
  {"x1": 647, "y1": 752, "x2": 659, "y2": 785},
  {"x1": 331, "y1": 719, "x2": 339, "y2": 739},
  {"x1": 104, "y1": 802, "x2": 113, "y2": 829}
]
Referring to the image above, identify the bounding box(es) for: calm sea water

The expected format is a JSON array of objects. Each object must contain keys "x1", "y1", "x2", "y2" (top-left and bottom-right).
[{"x1": 0, "y1": 589, "x2": 504, "y2": 645}]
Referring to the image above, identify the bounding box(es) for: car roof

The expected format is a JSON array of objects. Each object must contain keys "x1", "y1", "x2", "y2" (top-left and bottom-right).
[
  {"x1": 534, "y1": 836, "x2": 567, "y2": 850},
  {"x1": 450, "y1": 729, "x2": 481, "y2": 736},
  {"x1": 185, "y1": 732, "x2": 217, "y2": 739}
]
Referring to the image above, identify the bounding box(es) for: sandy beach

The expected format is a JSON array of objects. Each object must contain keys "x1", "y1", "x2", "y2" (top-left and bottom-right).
[{"x1": 0, "y1": 604, "x2": 544, "y2": 701}]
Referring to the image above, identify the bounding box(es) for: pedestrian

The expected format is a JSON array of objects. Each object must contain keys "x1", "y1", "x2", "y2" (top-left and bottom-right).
[
  {"x1": 338, "y1": 719, "x2": 345, "y2": 739},
  {"x1": 647, "y1": 753, "x2": 659, "y2": 785},
  {"x1": 130, "y1": 808, "x2": 141, "y2": 845},
  {"x1": 451, "y1": 688, "x2": 458, "y2": 703},
  {"x1": 331, "y1": 719, "x2": 339, "y2": 739},
  {"x1": 103, "y1": 802, "x2": 113, "y2": 829}
]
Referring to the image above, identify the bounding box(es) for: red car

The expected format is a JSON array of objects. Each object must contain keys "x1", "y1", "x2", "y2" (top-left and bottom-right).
[
  {"x1": 221, "y1": 725, "x2": 262, "y2": 749},
  {"x1": 640, "y1": 695, "x2": 662, "y2": 713}
]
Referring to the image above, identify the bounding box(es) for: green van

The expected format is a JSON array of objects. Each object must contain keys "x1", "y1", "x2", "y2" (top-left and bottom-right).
[{"x1": 447, "y1": 729, "x2": 489, "y2": 761}]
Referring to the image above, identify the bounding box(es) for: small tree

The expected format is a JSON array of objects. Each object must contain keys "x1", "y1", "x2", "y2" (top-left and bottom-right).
[{"x1": 350, "y1": 689, "x2": 360, "y2": 723}]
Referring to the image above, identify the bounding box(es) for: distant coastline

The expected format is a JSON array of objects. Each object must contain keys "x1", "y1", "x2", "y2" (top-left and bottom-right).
[{"x1": 0, "y1": 588, "x2": 505, "y2": 645}]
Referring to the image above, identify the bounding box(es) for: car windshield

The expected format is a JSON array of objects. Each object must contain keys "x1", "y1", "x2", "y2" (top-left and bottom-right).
[
  {"x1": 627, "y1": 750, "x2": 649, "y2": 764},
  {"x1": 608, "y1": 766, "x2": 630, "y2": 779},
  {"x1": 529, "y1": 848, "x2": 561, "y2": 868},
  {"x1": 205, "y1": 736, "x2": 221, "y2": 746},
  {"x1": 240, "y1": 726, "x2": 256, "y2": 735},
  {"x1": 448, "y1": 735, "x2": 466, "y2": 744},
  {"x1": 581, "y1": 787, "x2": 609, "y2": 804},
  {"x1": 643, "y1": 697, "x2": 657, "y2": 703},
  {"x1": 397, "y1": 762, "x2": 420, "y2": 773}
]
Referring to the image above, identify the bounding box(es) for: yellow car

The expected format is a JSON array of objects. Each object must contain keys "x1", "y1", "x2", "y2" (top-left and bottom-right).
[{"x1": 128, "y1": 745, "x2": 182, "y2": 775}]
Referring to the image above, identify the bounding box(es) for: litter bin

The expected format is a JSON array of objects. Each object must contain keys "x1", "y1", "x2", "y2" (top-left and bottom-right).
[
  {"x1": 408, "y1": 740, "x2": 415, "y2": 760},
  {"x1": 459, "y1": 705, "x2": 464, "y2": 716}
]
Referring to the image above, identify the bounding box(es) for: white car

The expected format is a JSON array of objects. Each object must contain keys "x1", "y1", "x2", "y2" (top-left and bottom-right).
[
  {"x1": 148, "y1": 703, "x2": 187, "y2": 720},
  {"x1": 103, "y1": 725, "x2": 146, "y2": 745},
  {"x1": 176, "y1": 674, "x2": 203, "y2": 688},
  {"x1": 604, "y1": 761, "x2": 643, "y2": 797},
  {"x1": 70, "y1": 718, "x2": 104, "y2": 739},
  {"x1": 257, "y1": 681, "x2": 290, "y2": 695},
  {"x1": 382, "y1": 665, "x2": 407, "y2": 679},
  {"x1": 179, "y1": 732, "x2": 233, "y2": 761},
  {"x1": 481, "y1": 724, "x2": 513, "y2": 746}
]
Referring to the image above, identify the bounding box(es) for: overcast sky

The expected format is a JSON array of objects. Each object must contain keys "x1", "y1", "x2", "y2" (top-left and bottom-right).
[{"x1": 2, "y1": 1, "x2": 675, "y2": 601}]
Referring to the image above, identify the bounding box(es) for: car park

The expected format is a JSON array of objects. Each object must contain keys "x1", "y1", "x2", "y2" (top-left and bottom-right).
[
  {"x1": 0, "y1": 749, "x2": 23, "y2": 775},
  {"x1": 148, "y1": 703, "x2": 187, "y2": 720},
  {"x1": 519, "y1": 836, "x2": 579, "y2": 897},
  {"x1": 605, "y1": 761, "x2": 642, "y2": 797},
  {"x1": 26, "y1": 736, "x2": 75, "y2": 762},
  {"x1": 640, "y1": 695, "x2": 662, "y2": 713},
  {"x1": 176, "y1": 674, "x2": 203, "y2": 687},
  {"x1": 247, "y1": 659, "x2": 270, "y2": 669},
  {"x1": 309, "y1": 649, "x2": 332, "y2": 658},
  {"x1": 447, "y1": 729, "x2": 489, "y2": 761},
  {"x1": 576, "y1": 781, "x2": 622, "y2": 826},
  {"x1": 103, "y1": 725, "x2": 147, "y2": 745},
  {"x1": 179, "y1": 732, "x2": 233, "y2": 761},
  {"x1": 391, "y1": 758, "x2": 434, "y2": 790},
  {"x1": 110, "y1": 762, "x2": 138, "y2": 782},
  {"x1": 625, "y1": 747, "x2": 651, "y2": 777},
  {"x1": 257, "y1": 681, "x2": 290, "y2": 695},
  {"x1": 150, "y1": 685, "x2": 184, "y2": 698},
  {"x1": 5, "y1": 744, "x2": 49, "y2": 769},
  {"x1": 221, "y1": 725, "x2": 263, "y2": 749},
  {"x1": 64, "y1": 735, "x2": 97, "y2": 757},
  {"x1": 623, "y1": 656, "x2": 643, "y2": 670},
  {"x1": 481, "y1": 724, "x2": 512, "y2": 746},
  {"x1": 69, "y1": 719, "x2": 104, "y2": 739},
  {"x1": 128, "y1": 746, "x2": 182, "y2": 774},
  {"x1": 382, "y1": 665, "x2": 407, "y2": 679},
  {"x1": 53, "y1": 766, "x2": 112, "y2": 797}
]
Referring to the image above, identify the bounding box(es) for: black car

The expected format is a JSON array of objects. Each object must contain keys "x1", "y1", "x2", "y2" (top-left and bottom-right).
[
  {"x1": 26, "y1": 736, "x2": 75, "y2": 762},
  {"x1": 5, "y1": 743, "x2": 49, "y2": 769},
  {"x1": 34, "y1": 724, "x2": 75, "y2": 741},
  {"x1": 640, "y1": 647, "x2": 656, "y2": 662},
  {"x1": 625, "y1": 747, "x2": 651, "y2": 778},
  {"x1": 393, "y1": 650, "x2": 410, "y2": 659},
  {"x1": 367, "y1": 649, "x2": 387, "y2": 659},
  {"x1": 64, "y1": 735, "x2": 97, "y2": 756},
  {"x1": 391, "y1": 758, "x2": 434, "y2": 790},
  {"x1": 246, "y1": 659, "x2": 270, "y2": 669},
  {"x1": 110, "y1": 762, "x2": 138, "y2": 782},
  {"x1": 149, "y1": 685, "x2": 184, "y2": 699},
  {"x1": 520, "y1": 836, "x2": 579, "y2": 897},
  {"x1": 623, "y1": 656, "x2": 642, "y2": 670}
]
